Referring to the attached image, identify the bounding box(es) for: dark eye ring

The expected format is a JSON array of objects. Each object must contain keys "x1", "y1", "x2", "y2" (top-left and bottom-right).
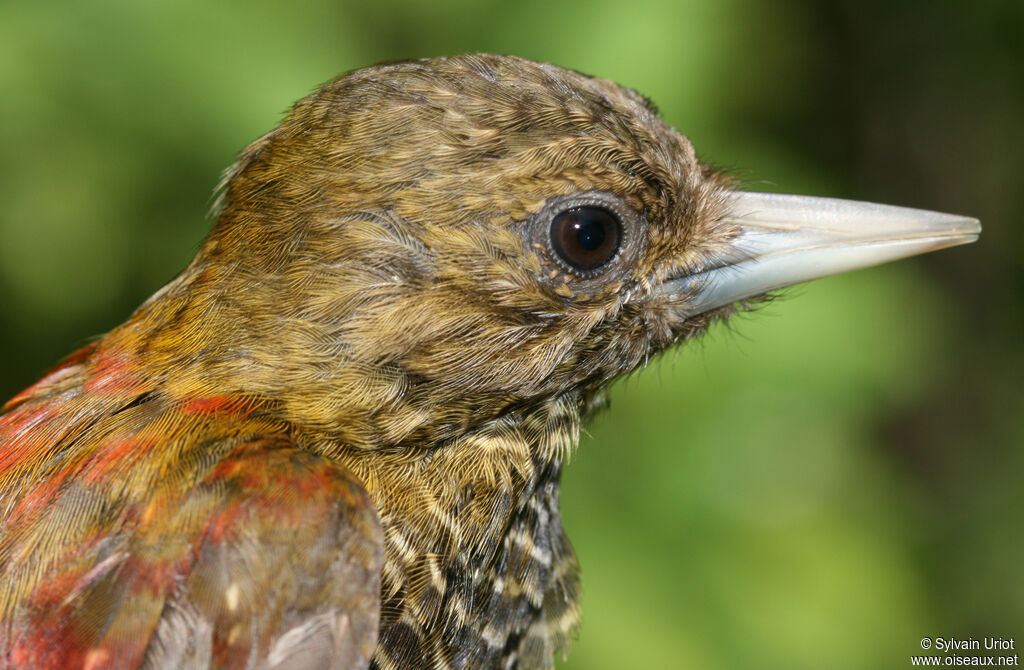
[{"x1": 549, "y1": 206, "x2": 622, "y2": 274}]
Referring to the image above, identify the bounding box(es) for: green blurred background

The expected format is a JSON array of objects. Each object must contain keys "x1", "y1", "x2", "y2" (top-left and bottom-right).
[{"x1": 1, "y1": 1, "x2": 1020, "y2": 668}]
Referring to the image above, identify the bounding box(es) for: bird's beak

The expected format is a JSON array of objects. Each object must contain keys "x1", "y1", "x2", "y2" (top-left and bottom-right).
[{"x1": 663, "y1": 191, "x2": 981, "y2": 318}]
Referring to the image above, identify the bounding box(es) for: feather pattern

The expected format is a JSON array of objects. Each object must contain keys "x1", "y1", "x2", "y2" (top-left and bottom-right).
[{"x1": 1, "y1": 54, "x2": 743, "y2": 668}]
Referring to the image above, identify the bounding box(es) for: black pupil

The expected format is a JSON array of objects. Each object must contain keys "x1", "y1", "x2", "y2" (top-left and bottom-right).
[
  {"x1": 550, "y1": 206, "x2": 621, "y2": 273},
  {"x1": 575, "y1": 217, "x2": 606, "y2": 250}
]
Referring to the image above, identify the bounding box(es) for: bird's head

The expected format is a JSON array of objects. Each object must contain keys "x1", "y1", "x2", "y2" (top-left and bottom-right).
[{"x1": 136, "y1": 54, "x2": 978, "y2": 450}]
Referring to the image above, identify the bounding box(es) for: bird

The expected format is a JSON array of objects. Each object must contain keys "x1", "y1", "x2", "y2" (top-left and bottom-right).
[{"x1": 0, "y1": 54, "x2": 979, "y2": 670}]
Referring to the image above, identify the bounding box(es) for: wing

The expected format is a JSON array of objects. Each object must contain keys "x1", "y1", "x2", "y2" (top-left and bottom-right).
[{"x1": 1, "y1": 436, "x2": 384, "y2": 670}]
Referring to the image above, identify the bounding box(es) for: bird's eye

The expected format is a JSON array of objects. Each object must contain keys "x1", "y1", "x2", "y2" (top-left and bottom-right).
[{"x1": 549, "y1": 206, "x2": 622, "y2": 273}]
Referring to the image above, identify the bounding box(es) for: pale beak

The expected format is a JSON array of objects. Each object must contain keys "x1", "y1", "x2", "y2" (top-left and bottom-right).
[{"x1": 665, "y1": 191, "x2": 981, "y2": 318}]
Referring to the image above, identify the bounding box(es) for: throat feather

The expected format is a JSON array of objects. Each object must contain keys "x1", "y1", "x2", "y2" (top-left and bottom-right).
[{"x1": 339, "y1": 396, "x2": 583, "y2": 669}]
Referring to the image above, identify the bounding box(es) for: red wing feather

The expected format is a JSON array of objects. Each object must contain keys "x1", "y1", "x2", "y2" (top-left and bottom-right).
[{"x1": 1, "y1": 430, "x2": 383, "y2": 670}]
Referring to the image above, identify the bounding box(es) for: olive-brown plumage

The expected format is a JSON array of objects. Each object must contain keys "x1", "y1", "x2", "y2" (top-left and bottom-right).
[{"x1": 0, "y1": 54, "x2": 979, "y2": 669}]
